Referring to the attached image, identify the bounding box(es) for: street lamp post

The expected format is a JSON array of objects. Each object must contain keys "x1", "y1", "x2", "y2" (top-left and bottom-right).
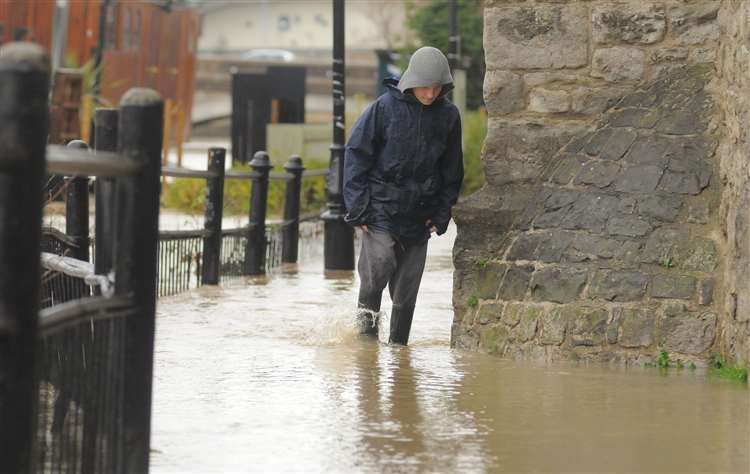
[{"x1": 322, "y1": 0, "x2": 354, "y2": 271}]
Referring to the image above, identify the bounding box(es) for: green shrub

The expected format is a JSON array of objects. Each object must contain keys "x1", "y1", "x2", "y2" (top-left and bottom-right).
[
  {"x1": 161, "y1": 159, "x2": 328, "y2": 217},
  {"x1": 462, "y1": 109, "x2": 487, "y2": 196},
  {"x1": 709, "y1": 354, "x2": 748, "y2": 383}
]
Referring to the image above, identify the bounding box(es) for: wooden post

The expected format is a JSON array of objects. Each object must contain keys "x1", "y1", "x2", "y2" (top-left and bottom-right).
[
  {"x1": 244, "y1": 151, "x2": 271, "y2": 275},
  {"x1": 201, "y1": 148, "x2": 226, "y2": 285},
  {"x1": 115, "y1": 87, "x2": 163, "y2": 473},
  {"x1": 0, "y1": 42, "x2": 50, "y2": 474},
  {"x1": 282, "y1": 155, "x2": 304, "y2": 264}
]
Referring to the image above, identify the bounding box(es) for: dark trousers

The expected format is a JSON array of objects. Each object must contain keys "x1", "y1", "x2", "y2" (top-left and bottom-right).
[{"x1": 356, "y1": 229, "x2": 428, "y2": 345}]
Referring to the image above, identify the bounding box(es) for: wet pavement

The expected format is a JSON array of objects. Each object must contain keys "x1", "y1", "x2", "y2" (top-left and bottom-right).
[{"x1": 151, "y1": 223, "x2": 749, "y2": 473}]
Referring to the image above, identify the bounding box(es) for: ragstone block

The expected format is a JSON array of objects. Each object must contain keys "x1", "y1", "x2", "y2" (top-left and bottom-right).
[
  {"x1": 650, "y1": 48, "x2": 689, "y2": 63},
  {"x1": 550, "y1": 154, "x2": 587, "y2": 185},
  {"x1": 485, "y1": 4, "x2": 588, "y2": 70},
  {"x1": 584, "y1": 128, "x2": 614, "y2": 156},
  {"x1": 592, "y1": 3, "x2": 666, "y2": 45},
  {"x1": 563, "y1": 235, "x2": 641, "y2": 264},
  {"x1": 659, "y1": 304, "x2": 717, "y2": 355},
  {"x1": 476, "y1": 262, "x2": 508, "y2": 299},
  {"x1": 615, "y1": 307, "x2": 656, "y2": 348},
  {"x1": 651, "y1": 274, "x2": 696, "y2": 300},
  {"x1": 623, "y1": 135, "x2": 672, "y2": 168},
  {"x1": 484, "y1": 70, "x2": 525, "y2": 116},
  {"x1": 698, "y1": 279, "x2": 714, "y2": 306},
  {"x1": 574, "y1": 161, "x2": 621, "y2": 188},
  {"x1": 591, "y1": 47, "x2": 646, "y2": 82},
  {"x1": 569, "y1": 307, "x2": 609, "y2": 347},
  {"x1": 668, "y1": 2, "x2": 720, "y2": 46},
  {"x1": 479, "y1": 323, "x2": 511, "y2": 355},
  {"x1": 540, "y1": 306, "x2": 568, "y2": 345},
  {"x1": 641, "y1": 228, "x2": 718, "y2": 272},
  {"x1": 560, "y1": 193, "x2": 620, "y2": 233},
  {"x1": 606, "y1": 216, "x2": 652, "y2": 238},
  {"x1": 570, "y1": 87, "x2": 628, "y2": 116},
  {"x1": 589, "y1": 270, "x2": 648, "y2": 302},
  {"x1": 515, "y1": 306, "x2": 541, "y2": 342},
  {"x1": 498, "y1": 264, "x2": 534, "y2": 300},
  {"x1": 600, "y1": 129, "x2": 638, "y2": 161},
  {"x1": 477, "y1": 302, "x2": 504, "y2": 325},
  {"x1": 614, "y1": 165, "x2": 664, "y2": 193},
  {"x1": 637, "y1": 194, "x2": 682, "y2": 222},
  {"x1": 503, "y1": 303, "x2": 541, "y2": 342},
  {"x1": 529, "y1": 88, "x2": 570, "y2": 113},
  {"x1": 608, "y1": 108, "x2": 660, "y2": 129},
  {"x1": 656, "y1": 91, "x2": 713, "y2": 135},
  {"x1": 530, "y1": 267, "x2": 588, "y2": 303},
  {"x1": 483, "y1": 119, "x2": 587, "y2": 186}
]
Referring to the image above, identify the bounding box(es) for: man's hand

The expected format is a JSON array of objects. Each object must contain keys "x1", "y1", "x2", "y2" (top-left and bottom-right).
[
  {"x1": 360, "y1": 225, "x2": 369, "y2": 233},
  {"x1": 425, "y1": 219, "x2": 437, "y2": 234}
]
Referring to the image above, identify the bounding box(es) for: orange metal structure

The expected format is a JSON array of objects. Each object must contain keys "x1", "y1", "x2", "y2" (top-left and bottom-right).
[{"x1": 0, "y1": 0, "x2": 199, "y2": 140}]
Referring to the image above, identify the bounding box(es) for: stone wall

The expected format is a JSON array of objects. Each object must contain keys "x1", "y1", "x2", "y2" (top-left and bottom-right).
[
  {"x1": 452, "y1": 0, "x2": 732, "y2": 365},
  {"x1": 714, "y1": 1, "x2": 750, "y2": 364}
]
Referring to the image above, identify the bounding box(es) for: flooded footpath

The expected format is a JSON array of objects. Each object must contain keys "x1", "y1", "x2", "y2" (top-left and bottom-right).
[{"x1": 151, "y1": 224, "x2": 748, "y2": 473}]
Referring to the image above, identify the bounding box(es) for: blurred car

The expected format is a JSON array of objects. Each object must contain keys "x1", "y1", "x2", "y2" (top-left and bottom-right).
[{"x1": 242, "y1": 49, "x2": 296, "y2": 62}]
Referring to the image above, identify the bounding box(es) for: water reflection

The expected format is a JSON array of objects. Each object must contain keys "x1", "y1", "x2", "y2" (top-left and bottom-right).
[{"x1": 150, "y1": 224, "x2": 748, "y2": 473}]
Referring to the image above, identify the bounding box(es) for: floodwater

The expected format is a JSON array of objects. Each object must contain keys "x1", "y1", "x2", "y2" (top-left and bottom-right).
[{"x1": 151, "y1": 223, "x2": 749, "y2": 473}]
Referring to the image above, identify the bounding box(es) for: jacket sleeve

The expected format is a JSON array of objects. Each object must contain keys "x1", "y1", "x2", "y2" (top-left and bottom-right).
[
  {"x1": 431, "y1": 114, "x2": 463, "y2": 235},
  {"x1": 343, "y1": 102, "x2": 379, "y2": 227}
]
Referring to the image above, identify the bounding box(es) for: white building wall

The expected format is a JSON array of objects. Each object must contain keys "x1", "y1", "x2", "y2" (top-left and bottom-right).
[{"x1": 199, "y1": 1, "x2": 413, "y2": 53}]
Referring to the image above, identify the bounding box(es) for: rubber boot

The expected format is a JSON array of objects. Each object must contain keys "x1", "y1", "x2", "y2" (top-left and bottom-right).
[
  {"x1": 389, "y1": 304, "x2": 415, "y2": 345},
  {"x1": 357, "y1": 291, "x2": 381, "y2": 336}
]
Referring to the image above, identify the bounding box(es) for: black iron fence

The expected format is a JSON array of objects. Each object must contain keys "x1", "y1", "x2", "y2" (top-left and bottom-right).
[
  {"x1": 0, "y1": 42, "x2": 163, "y2": 474},
  {"x1": 48, "y1": 136, "x2": 327, "y2": 298}
]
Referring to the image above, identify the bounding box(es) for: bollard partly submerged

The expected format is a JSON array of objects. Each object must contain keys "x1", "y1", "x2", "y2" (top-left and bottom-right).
[
  {"x1": 282, "y1": 154, "x2": 304, "y2": 264},
  {"x1": 244, "y1": 151, "x2": 272, "y2": 275},
  {"x1": 202, "y1": 147, "x2": 226, "y2": 284}
]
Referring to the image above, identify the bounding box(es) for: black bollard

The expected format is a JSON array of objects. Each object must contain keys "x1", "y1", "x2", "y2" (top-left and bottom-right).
[
  {"x1": 244, "y1": 151, "x2": 272, "y2": 275},
  {"x1": 114, "y1": 88, "x2": 163, "y2": 474},
  {"x1": 0, "y1": 42, "x2": 50, "y2": 474},
  {"x1": 65, "y1": 140, "x2": 90, "y2": 262},
  {"x1": 94, "y1": 108, "x2": 118, "y2": 277},
  {"x1": 201, "y1": 147, "x2": 226, "y2": 285},
  {"x1": 282, "y1": 155, "x2": 304, "y2": 264}
]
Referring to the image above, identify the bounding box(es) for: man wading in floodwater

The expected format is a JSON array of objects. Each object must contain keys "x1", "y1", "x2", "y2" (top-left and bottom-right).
[{"x1": 343, "y1": 46, "x2": 464, "y2": 345}]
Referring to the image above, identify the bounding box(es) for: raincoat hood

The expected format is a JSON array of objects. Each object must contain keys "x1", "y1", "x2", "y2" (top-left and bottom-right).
[
  {"x1": 397, "y1": 46, "x2": 453, "y2": 93},
  {"x1": 384, "y1": 77, "x2": 454, "y2": 103}
]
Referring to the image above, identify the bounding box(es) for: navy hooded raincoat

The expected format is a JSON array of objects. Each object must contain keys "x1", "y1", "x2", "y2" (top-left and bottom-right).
[{"x1": 343, "y1": 77, "x2": 464, "y2": 244}]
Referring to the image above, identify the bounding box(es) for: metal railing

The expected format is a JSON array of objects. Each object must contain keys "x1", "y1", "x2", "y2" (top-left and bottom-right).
[
  {"x1": 52, "y1": 129, "x2": 327, "y2": 298},
  {"x1": 0, "y1": 41, "x2": 163, "y2": 474},
  {"x1": 155, "y1": 148, "x2": 325, "y2": 295}
]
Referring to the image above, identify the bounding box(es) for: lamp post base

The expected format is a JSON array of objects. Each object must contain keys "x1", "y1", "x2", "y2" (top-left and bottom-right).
[{"x1": 322, "y1": 210, "x2": 355, "y2": 271}]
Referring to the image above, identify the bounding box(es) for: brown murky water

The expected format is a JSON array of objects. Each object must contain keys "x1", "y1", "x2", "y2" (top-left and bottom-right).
[{"x1": 151, "y1": 224, "x2": 749, "y2": 473}]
